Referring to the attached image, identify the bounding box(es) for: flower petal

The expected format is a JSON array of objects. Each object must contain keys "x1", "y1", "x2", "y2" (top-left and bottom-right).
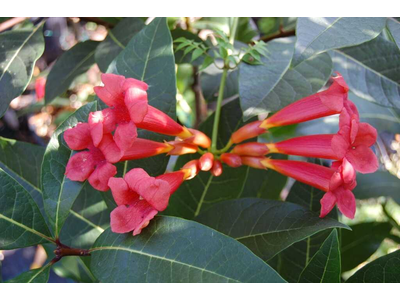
[
  {"x1": 95, "y1": 73, "x2": 125, "y2": 106},
  {"x1": 124, "y1": 168, "x2": 151, "y2": 192},
  {"x1": 88, "y1": 162, "x2": 117, "y2": 191},
  {"x1": 331, "y1": 133, "x2": 349, "y2": 160},
  {"x1": 88, "y1": 109, "x2": 117, "y2": 147},
  {"x1": 346, "y1": 145, "x2": 379, "y2": 174},
  {"x1": 108, "y1": 177, "x2": 139, "y2": 206},
  {"x1": 97, "y1": 133, "x2": 123, "y2": 163},
  {"x1": 110, "y1": 200, "x2": 157, "y2": 235},
  {"x1": 353, "y1": 122, "x2": 377, "y2": 147},
  {"x1": 122, "y1": 77, "x2": 148, "y2": 92},
  {"x1": 124, "y1": 87, "x2": 148, "y2": 123},
  {"x1": 64, "y1": 123, "x2": 92, "y2": 150},
  {"x1": 335, "y1": 187, "x2": 356, "y2": 219},
  {"x1": 114, "y1": 121, "x2": 138, "y2": 152},
  {"x1": 139, "y1": 177, "x2": 171, "y2": 211},
  {"x1": 320, "y1": 191, "x2": 337, "y2": 218},
  {"x1": 65, "y1": 151, "x2": 96, "y2": 181}
]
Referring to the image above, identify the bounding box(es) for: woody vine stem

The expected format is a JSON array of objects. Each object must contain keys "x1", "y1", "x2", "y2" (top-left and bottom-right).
[{"x1": 210, "y1": 17, "x2": 239, "y2": 153}]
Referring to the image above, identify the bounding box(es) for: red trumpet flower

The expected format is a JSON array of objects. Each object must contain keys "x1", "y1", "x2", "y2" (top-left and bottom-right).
[
  {"x1": 109, "y1": 166, "x2": 195, "y2": 236},
  {"x1": 260, "y1": 74, "x2": 349, "y2": 129},
  {"x1": 93, "y1": 74, "x2": 192, "y2": 150},
  {"x1": 64, "y1": 123, "x2": 121, "y2": 191}
]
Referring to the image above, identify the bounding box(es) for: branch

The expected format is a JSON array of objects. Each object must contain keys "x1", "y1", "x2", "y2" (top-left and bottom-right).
[
  {"x1": 192, "y1": 66, "x2": 207, "y2": 129},
  {"x1": 259, "y1": 29, "x2": 296, "y2": 43}
]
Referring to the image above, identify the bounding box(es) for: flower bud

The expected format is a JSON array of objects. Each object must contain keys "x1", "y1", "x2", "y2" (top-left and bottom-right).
[
  {"x1": 211, "y1": 160, "x2": 223, "y2": 177},
  {"x1": 199, "y1": 153, "x2": 214, "y2": 171},
  {"x1": 167, "y1": 141, "x2": 198, "y2": 155},
  {"x1": 232, "y1": 142, "x2": 269, "y2": 156},
  {"x1": 230, "y1": 120, "x2": 266, "y2": 144},
  {"x1": 220, "y1": 153, "x2": 242, "y2": 168},
  {"x1": 240, "y1": 156, "x2": 267, "y2": 170},
  {"x1": 181, "y1": 160, "x2": 200, "y2": 180}
]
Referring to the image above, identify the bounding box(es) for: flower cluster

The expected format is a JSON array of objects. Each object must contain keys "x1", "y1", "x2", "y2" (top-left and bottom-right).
[
  {"x1": 230, "y1": 73, "x2": 378, "y2": 219},
  {"x1": 64, "y1": 72, "x2": 378, "y2": 236},
  {"x1": 64, "y1": 74, "x2": 211, "y2": 235}
]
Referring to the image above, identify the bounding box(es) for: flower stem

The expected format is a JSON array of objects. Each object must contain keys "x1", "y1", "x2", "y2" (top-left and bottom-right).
[{"x1": 210, "y1": 17, "x2": 239, "y2": 153}]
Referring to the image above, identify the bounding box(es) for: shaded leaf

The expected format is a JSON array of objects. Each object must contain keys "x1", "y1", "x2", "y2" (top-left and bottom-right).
[
  {"x1": 346, "y1": 250, "x2": 400, "y2": 283},
  {"x1": 201, "y1": 64, "x2": 238, "y2": 103},
  {"x1": 106, "y1": 17, "x2": 176, "y2": 177},
  {"x1": 60, "y1": 183, "x2": 109, "y2": 249},
  {"x1": 6, "y1": 264, "x2": 51, "y2": 283},
  {"x1": 341, "y1": 222, "x2": 393, "y2": 272},
  {"x1": 165, "y1": 100, "x2": 251, "y2": 219},
  {"x1": 0, "y1": 24, "x2": 45, "y2": 117},
  {"x1": 331, "y1": 35, "x2": 400, "y2": 109},
  {"x1": 387, "y1": 18, "x2": 400, "y2": 51},
  {"x1": 90, "y1": 217, "x2": 284, "y2": 283},
  {"x1": 196, "y1": 198, "x2": 349, "y2": 262},
  {"x1": 276, "y1": 175, "x2": 339, "y2": 282},
  {"x1": 95, "y1": 17, "x2": 144, "y2": 72},
  {"x1": 171, "y1": 28, "x2": 206, "y2": 65},
  {"x1": 0, "y1": 137, "x2": 44, "y2": 210},
  {"x1": 353, "y1": 171, "x2": 400, "y2": 205},
  {"x1": 299, "y1": 229, "x2": 341, "y2": 283},
  {"x1": 45, "y1": 40, "x2": 99, "y2": 103},
  {"x1": 42, "y1": 102, "x2": 97, "y2": 238},
  {"x1": 0, "y1": 169, "x2": 52, "y2": 250},
  {"x1": 293, "y1": 17, "x2": 385, "y2": 66},
  {"x1": 240, "y1": 155, "x2": 287, "y2": 200}
]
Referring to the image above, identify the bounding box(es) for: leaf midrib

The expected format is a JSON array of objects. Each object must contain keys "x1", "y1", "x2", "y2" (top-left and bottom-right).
[{"x1": 90, "y1": 245, "x2": 240, "y2": 282}]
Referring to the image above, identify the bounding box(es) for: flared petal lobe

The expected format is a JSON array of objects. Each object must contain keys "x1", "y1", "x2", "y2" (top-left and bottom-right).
[
  {"x1": 88, "y1": 162, "x2": 117, "y2": 191},
  {"x1": 64, "y1": 123, "x2": 92, "y2": 150}
]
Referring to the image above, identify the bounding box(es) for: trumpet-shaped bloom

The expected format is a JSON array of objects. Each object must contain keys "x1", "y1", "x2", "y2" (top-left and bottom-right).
[
  {"x1": 255, "y1": 158, "x2": 357, "y2": 219},
  {"x1": 92, "y1": 74, "x2": 192, "y2": 149},
  {"x1": 260, "y1": 74, "x2": 349, "y2": 129},
  {"x1": 120, "y1": 138, "x2": 173, "y2": 161},
  {"x1": 332, "y1": 105, "x2": 378, "y2": 174},
  {"x1": 64, "y1": 122, "x2": 120, "y2": 191},
  {"x1": 109, "y1": 168, "x2": 187, "y2": 235}
]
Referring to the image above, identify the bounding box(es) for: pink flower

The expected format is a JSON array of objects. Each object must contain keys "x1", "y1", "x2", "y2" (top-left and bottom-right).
[
  {"x1": 260, "y1": 74, "x2": 349, "y2": 129},
  {"x1": 241, "y1": 157, "x2": 357, "y2": 219},
  {"x1": 331, "y1": 103, "x2": 378, "y2": 174},
  {"x1": 64, "y1": 123, "x2": 121, "y2": 191},
  {"x1": 109, "y1": 168, "x2": 187, "y2": 235},
  {"x1": 92, "y1": 74, "x2": 192, "y2": 151}
]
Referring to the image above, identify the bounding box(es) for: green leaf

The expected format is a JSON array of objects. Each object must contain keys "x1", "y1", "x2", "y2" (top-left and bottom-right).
[
  {"x1": 106, "y1": 17, "x2": 176, "y2": 177},
  {"x1": 387, "y1": 18, "x2": 400, "y2": 51},
  {"x1": 196, "y1": 198, "x2": 349, "y2": 262},
  {"x1": 0, "y1": 137, "x2": 45, "y2": 208},
  {"x1": 6, "y1": 264, "x2": 51, "y2": 283},
  {"x1": 95, "y1": 17, "x2": 144, "y2": 72},
  {"x1": 42, "y1": 102, "x2": 97, "y2": 238},
  {"x1": 298, "y1": 229, "x2": 341, "y2": 282},
  {"x1": 236, "y1": 17, "x2": 258, "y2": 43},
  {"x1": 341, "y1": 222, "x2": 393, "y2": 272},
  {"x1": 331, "y1": 34, "x2": 400, "y2": 109},
  {"x1": 276, "y1": 175, "x2": 339, "y2": 282},
  {"x1": 239, "y1": 37, "x2": 332, "y2": 119},
  {"x1": 258, "y1": 17, "x2": 297, "y2": 36},
  {"x1": 353, "y1": 171, "x2": 400, "y2": 205},
  {"x1": 346, "y1": 250, "x2": 400, "y2": 283},
  {"x1": 90, "y1": 217, "x2": 285, "y2": 283},
  {"x1": 0, "y1": 168, "x2": 52, "y2": 250},
  {"x1": 0, "y1": 24, "x2": 45, "y2": 117},
  {"x1": 45, "y1": 40, "x2": 99, "y2": 103},
  {"x1": 191, "y1": 48, "x2": 204, "y2": 62},
  {"x1": 199, "y1": 55, "x2": 214, "y2": 72},
  {"x1": 171, "y1": 29, "x2": 206, "y2": 65},
  {"x1": 293, "y1": 17, "x2": 386, "y2": 66},
  {"x1": 59, "y1": 183, "x2": 109, "y2": 249},
  {"x1": 240, "y1": 156, "x2": 287, "y2": 200},
  {"x1": 165, "y1": 100, "x2": 251, "y2": 219}
]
